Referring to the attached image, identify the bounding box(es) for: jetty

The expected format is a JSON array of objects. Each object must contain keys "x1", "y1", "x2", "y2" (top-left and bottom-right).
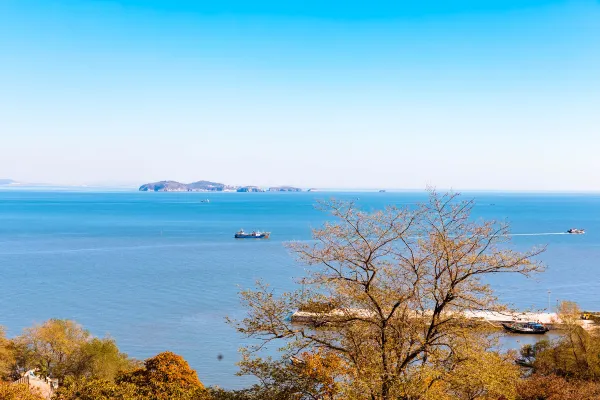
[{"x1": 291, "y1": 309, "x2": 596, "y2": 331}]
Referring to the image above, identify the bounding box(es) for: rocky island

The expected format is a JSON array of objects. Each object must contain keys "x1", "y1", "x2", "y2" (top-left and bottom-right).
[
  {"x1": 237, "y1": 186, "x2": 265, "y2": 192},
  {"x1": 139, "y1": 180, "x2": 237, "y2": 192},
  {"x1": 268, "y1": 186, "x2": 302, "y2": 192},
  {"x1": 139, "y1": 180, "x2": 303, "y2": 192}
]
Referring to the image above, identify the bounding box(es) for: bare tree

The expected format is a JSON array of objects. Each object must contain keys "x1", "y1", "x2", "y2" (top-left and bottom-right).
[{"x1": 233, "y1": 190, "x2": 544, "y2": 400}]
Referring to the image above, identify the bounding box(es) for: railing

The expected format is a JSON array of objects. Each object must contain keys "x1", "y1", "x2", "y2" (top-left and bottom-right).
[
  {"x1": 13, "y1": 374, "x2": 30, "y2": 386},
  {"x1": 12, "y1": 373, "x2": 58, "y2": 399}
]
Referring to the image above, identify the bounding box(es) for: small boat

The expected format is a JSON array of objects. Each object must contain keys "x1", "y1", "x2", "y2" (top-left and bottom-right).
[
  {"x1": 502, "y1": 321, "x2": 549, "y2": 334},
  {"x1": 200, "y1": 199, "x2": 210, "y2": 203},
  {"x1": 567, "y1": 228, "x2": 585, "y2": 234},
  {"x1": 234, "y1": 229, "x2": 270, "y2": 239}
]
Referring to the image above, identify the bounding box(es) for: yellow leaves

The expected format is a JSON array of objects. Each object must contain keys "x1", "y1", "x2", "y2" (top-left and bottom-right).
[
  {"x1": 295, "y1": 350, "x2": 344, "y2": 399},
  {"x1": 17, "y1": 319, "x2": 90, "y2": 379},
  {"x1": 117, "y1": 351, "x2": 206, "y2": 400},
  {"x1": 235, "y1": 191, "x2": 546, "y2": 400},
  {"x1": 23, "y1": 320, "x2": 89, "y2": 358},
  {"x1": 557, "y1": 300, "x2": 582, "y2": 326},
  {"x1": 424, "y1": 349, "x2": 520, "y2": 400},
  {"x1": 528, "y1": 305, "x2": 600, "y2": 381},
  {"x1": 14, "y1": 320, "x2": 134, "y2": 382},
  {"x1": 0, "y1": 327, "x2": 16, "y2": 380},
  {"x1": 0, "y1": 382, "x2": 45, "y2": 400},
  {"x1": 516, "y1": 374, "x2": 600, "y2": 400},
  {"x1": 53, "y1": 377, "x2": 140, "y2": 400}
]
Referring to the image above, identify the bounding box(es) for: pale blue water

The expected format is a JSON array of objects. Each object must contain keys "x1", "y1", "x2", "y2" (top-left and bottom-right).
[{"x1": 1, "y1": 190, "x2": 599, "y2": 387}]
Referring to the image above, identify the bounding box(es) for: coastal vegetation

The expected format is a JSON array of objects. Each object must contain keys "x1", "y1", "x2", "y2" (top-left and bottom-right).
[
  {"x1": 3, "y1": 192, "x2": 600, "y2": 399},
  {"x1": 4, "y1": 316, "x2": 600, "y2": 399}
]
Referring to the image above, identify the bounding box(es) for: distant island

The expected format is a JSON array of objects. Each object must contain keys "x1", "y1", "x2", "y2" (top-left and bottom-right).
[
  {"x1": 139, "y1": 180, "x2": 237, "y2": 192},
  {"x1": 139, "y1": 180, "x2": 302, "y2": 192},
  {"x1": 237, "y1": 186, "x2": 264, "y2": 192},
  {"x1": 268, "y1": 186, "x2": 302, "y2": 192}
]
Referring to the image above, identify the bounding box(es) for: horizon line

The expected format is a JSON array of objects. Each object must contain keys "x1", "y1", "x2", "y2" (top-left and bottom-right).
[{"x1": 3, "y1": 183, "x2": 600, "y2": 195}]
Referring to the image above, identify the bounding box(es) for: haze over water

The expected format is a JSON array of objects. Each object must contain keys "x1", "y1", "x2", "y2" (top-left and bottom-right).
[{"x1": 1, "y1": 190, "x2": 599, "y2": 387}]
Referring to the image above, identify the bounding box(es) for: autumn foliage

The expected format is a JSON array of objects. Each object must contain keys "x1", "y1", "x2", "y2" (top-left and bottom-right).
[
  {"x1": 4, "y1": 194, "x2": 600, "y2": 399},
  {"x1": 516, "y1": 374, "x2": 600, "y2": 400},
  {"x1": 233, "y1": 191, "x2": 544, "y2": 400},
  {"x1": 0, "y1": 382, "x2": 45, "y2": 400},
  {"x1": 117, "y1": 351, "x2": 207, "y2": 400}
]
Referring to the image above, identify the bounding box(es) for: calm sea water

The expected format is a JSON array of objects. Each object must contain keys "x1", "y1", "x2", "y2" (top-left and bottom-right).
[{"x1": 1, "y1": 190, "x2": 599, "y2": 387}]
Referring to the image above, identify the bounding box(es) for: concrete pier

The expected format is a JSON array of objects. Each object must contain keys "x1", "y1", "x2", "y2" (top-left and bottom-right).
[{"x1": 291, "y1": 309, "x2": 596, "y2": 330}]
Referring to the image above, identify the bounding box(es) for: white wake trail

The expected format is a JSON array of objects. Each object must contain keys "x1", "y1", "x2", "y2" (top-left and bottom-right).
[{"x1": 509, "y1": 232, "x2": 569, "y2": 236}]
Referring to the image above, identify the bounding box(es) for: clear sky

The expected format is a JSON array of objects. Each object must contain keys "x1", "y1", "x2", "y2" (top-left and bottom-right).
[{"x1": 1, "y1": 0, "x2": 599, "y2": 190}]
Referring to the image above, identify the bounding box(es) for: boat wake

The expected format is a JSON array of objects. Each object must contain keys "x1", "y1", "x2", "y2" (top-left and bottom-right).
[{"x1": 509, "y1": 232, "x2": 569, "y2": 236}]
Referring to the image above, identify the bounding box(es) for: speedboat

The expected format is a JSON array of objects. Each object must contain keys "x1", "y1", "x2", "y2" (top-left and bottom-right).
[
  {"x1": 567, "y1": 228, "x2": 585, "y2": 234},
  {"x1": 502, "y1": 321, "x2": 549, "y2": 334}
]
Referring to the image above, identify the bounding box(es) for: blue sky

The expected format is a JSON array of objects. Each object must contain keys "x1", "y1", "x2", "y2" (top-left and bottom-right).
[{"x1": 1, "y1": 0, "x2": 599, "y2": 190}]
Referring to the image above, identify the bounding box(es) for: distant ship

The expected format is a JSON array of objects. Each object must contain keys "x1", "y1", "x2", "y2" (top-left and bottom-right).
[
  {"x1": 567, "y1": 228, "x2": 585, "y2": 234},
  {"x1": 379, "y1": 190, "x2": 386, "y2": 193},
  {"x1": 235, "y1": 229, "x2": 270, "y2": 239}
]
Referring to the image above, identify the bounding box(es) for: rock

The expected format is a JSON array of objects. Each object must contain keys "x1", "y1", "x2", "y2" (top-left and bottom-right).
[
  {"x1": 139, "y1": 180, "x2": 237, "y2": 192},
  {"x1": 237, "y1": 186, "x2": 265, "y2": 192},
  {"x1": 139, "y1": 180, "x2": 298, "y2": 193},
  {"x1": 138, "y1": 181, "x2": 189, "y2": 192},
  {"x1": 187, "y1": 180, "x2": 237, "y2": 191},
  {"x1": 268, "y1": 186, "x2": 302, "y2": 192}
]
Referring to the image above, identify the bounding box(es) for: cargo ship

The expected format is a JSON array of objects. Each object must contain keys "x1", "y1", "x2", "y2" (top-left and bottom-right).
[{"x1": 235, "y1": 229, "x2": 270, "y2": 239}]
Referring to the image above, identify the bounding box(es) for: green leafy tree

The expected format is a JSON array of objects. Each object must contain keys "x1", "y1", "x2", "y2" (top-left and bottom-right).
[{"x1": 67, "y1": 338, "x2": 136, "y2": 380}]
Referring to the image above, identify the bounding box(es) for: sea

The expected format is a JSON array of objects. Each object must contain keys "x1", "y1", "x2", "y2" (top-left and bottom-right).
[{"x1": 1, "y1": 189, "x2": 599, "y2": 388}]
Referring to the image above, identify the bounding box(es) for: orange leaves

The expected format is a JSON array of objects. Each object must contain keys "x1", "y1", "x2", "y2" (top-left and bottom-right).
[
  {"x1": 296, "y1": 350, "x2": 344, "y2": 395},
  {"x1": 117, "y1": 352, "x2": 206, "y2": 400}
]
